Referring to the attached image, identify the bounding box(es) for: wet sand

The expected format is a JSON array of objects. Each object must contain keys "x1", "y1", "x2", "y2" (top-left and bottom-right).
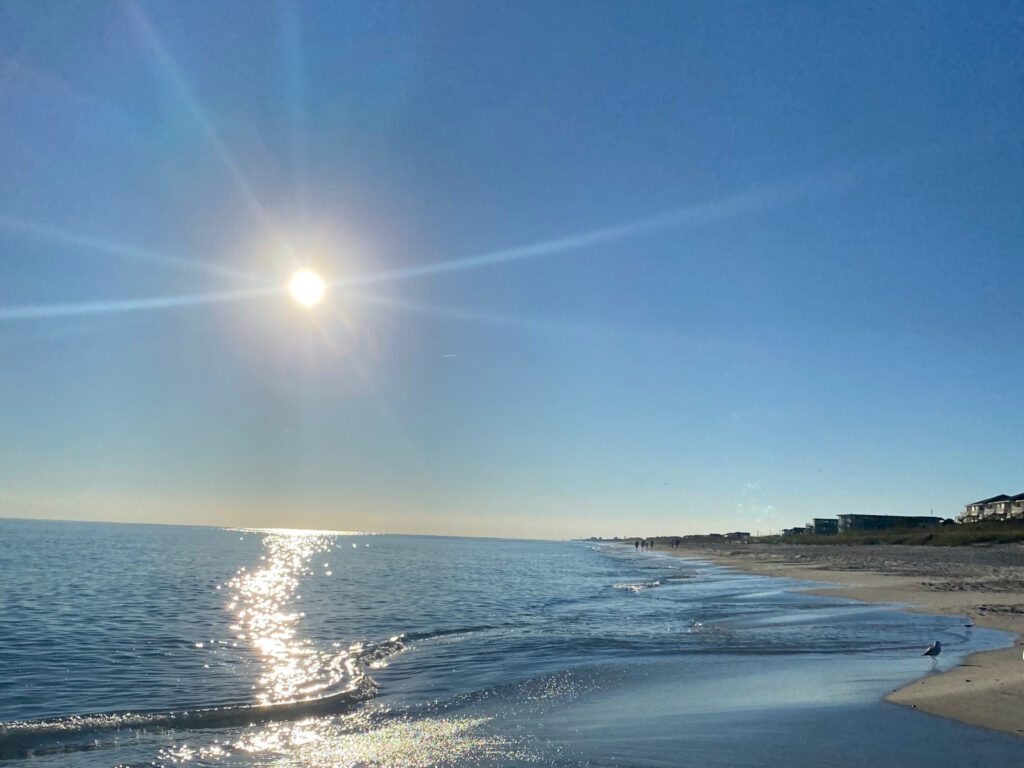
[{"x1": 665, "y1": 542, "x2": 1024, "y2": 738}]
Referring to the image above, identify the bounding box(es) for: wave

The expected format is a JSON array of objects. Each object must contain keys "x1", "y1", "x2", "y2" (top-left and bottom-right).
[
  {"x1": 610, "y1": 570, "x2": 692, "y2": 593},
  {"x1": 0, "y1": 638, "x2": 406, "y2": 760},
  {"x1": 611, "y1": 580, "x2": 661, "y2": 592},
  {"x1": 399, "y1": 624, "x2": 503, "y2": 642}
]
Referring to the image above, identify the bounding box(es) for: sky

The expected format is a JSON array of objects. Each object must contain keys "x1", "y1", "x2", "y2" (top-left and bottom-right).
[{"x1": 1, "y1": 1, "x2": 1022, "y2": 539}]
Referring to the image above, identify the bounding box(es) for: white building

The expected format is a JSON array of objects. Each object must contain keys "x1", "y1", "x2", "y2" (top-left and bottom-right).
[{"x1": 957, "y1": 493, "x2": 1024, "y2": 523}]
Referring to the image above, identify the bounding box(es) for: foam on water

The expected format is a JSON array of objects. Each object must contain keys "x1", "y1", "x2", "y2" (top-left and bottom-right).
[{"x1": 610, "y1": 580, "x2": 661, "y2": 592}]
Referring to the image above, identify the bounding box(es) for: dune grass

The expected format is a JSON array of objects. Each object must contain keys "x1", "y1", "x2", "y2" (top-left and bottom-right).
[{"x1": 756, "y1": 520, "x2": 1024, "y2": 546}]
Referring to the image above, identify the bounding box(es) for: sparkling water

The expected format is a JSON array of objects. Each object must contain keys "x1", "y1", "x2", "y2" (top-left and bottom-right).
[{"x1": 1, "y1": 519, "x2": 1020, "y2": 767}]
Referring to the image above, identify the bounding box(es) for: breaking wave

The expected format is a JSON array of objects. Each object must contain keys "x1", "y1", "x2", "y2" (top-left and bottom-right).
[
  {"x1": 399, "y1": 624, "x2": 504, "y2": 642},
  {"x1": 612, "y1": 580, "x2": 661, "y2": 592},
  {"x1": 0, "y1": 638, "x2": 405, "y2": 760}
]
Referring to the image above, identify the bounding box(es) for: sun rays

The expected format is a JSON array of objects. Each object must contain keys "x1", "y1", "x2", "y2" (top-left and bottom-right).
[
  {"x1": 0, "y1": 212, "x2": 271, "y2": 286},
  {"x1": 122, "y1": 0, "x2": 287, "y2": 253},
  {"x1": 0, "y1": 2, "x2": 882, "y2": 331},
  {"x1": 0, "y1": 172, "x2": 854, "y2": 324},
  {"x1": 0, "y1": 2, "x2": 890, "y2": 329},
  {"x1": 0, "y1": 286, "x2": 281, "y2": 321}
]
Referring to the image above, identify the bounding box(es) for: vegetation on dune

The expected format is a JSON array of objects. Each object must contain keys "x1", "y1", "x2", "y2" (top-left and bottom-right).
[
  {"x1": 754, "y1": 520, "x2": 1024, "y2": 547},
  {"x1": 620, "y1": 521, "x2": 1024, "y2": 547}
]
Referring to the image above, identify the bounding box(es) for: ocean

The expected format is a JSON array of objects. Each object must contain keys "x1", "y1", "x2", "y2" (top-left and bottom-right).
[{"x1": 0, "y1": 519, "x2": 1021, "y2": 767}]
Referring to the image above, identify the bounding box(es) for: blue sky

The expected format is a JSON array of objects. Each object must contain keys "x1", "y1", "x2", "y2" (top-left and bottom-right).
[{"x1": 1, "y1": 1, "x2": 1022, "y2": 538}]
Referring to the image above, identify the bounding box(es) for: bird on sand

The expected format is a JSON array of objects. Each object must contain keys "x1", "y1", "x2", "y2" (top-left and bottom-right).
[{"x1": 923, "y1": 640, "x2": 941, "y2": 659}]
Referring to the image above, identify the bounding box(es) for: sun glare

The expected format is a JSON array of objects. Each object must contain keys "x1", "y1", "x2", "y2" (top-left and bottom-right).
[{"x1": 289, "y1": 270, "x2": 325, "y2": 307}]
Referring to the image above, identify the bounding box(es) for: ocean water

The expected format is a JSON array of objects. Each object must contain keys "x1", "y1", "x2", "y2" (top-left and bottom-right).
[{"x1": 0, "y1": 519, "x2": 1021, "y2": 767}]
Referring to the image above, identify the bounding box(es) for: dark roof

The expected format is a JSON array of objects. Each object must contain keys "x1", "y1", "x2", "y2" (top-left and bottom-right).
[
  {"x1": 1012, "y1": 492, "x2": 1024, "y2": 501},
  {"x1": 969, "y1": 494, "x2": 1012, "y2": 505},
  {"x1": 835, "y1": 518, "x2": 937, "y2": 524}
]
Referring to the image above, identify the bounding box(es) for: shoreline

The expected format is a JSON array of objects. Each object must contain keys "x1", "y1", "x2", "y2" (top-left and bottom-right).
[{"x1": 661, "y1": 542, "x2": 1024, "y2": 738}]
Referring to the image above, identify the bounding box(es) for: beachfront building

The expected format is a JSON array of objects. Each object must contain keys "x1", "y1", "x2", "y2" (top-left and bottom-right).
[
  {"x1": 957, "y1": 493, "x2": 1024, "y2": 523},
  {"x1": 836, "y1": 514, "x2": 943, "y2": 533},
  {"x1": 808, "y1": 518, "x2": 838, "y2": 535}
]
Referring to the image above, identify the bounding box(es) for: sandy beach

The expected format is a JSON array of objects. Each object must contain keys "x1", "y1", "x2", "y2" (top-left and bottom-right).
[{"x1": 667, "y1": 542, "x2": 1024, "y2": 738}]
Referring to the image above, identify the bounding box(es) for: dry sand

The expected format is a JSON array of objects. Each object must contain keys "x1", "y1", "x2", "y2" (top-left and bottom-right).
[{"x1": 666, "y1": 542, "x2": 1024, "y2": 737}]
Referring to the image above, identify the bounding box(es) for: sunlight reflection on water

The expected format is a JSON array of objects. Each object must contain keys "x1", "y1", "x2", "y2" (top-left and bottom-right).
[
  {"x1": 210, "y1": 533, "x2": 515, "y2": 765},
  {"x1": 238, "y1": 716, "x2": 510, "y2": 767},
  {"x1": 159, "y1": 714, "x2": 516, "y2": 767},
  {"x1": 225, "y1": 532, "x2": 349, "y2": 704}
]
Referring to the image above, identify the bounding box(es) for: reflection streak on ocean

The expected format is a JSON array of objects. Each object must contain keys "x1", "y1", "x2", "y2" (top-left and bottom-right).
[
  {"x1": 229, "y1": 716, "x2": 504, "y2": 768},
  {"x1": 156, "y1": 713, "x2": 506, "y2": 767},
  {"x1": 225, "y1": 533, "x2": 346, "y2": 704}
]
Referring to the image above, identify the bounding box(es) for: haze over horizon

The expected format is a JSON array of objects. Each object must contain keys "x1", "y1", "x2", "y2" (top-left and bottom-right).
[{"x1": 2, "y1": 1, "x2": 1022, "y2": 539}]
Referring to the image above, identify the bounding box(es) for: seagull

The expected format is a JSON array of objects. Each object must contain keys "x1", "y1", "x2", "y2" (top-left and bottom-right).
[{"x1": 923, "y1": 640, "x2": 941, "y2": 659}]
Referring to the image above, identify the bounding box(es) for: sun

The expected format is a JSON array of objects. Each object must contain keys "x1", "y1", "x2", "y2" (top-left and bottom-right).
[{"x1": 289, "y1": 269, "x2": 325, "y2": 307}]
